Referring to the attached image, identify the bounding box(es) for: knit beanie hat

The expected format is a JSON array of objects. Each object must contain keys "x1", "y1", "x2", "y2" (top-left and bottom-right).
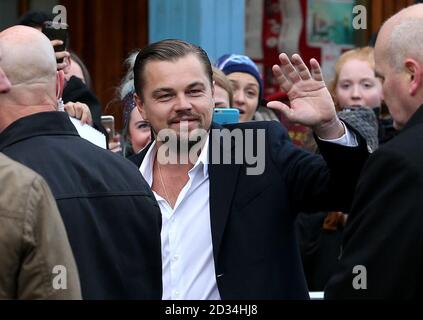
[{"x1": 215, "y1": 54, "x2": 264, "y2": 106}]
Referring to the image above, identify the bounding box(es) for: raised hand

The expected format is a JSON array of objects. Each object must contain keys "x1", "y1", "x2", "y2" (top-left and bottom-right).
[
  {"x1": 51, "y1": 40, "x2": 70, "y2": 71},
  {"x1": 268, "y1": 53, "x2": 344, "y2": 139}
]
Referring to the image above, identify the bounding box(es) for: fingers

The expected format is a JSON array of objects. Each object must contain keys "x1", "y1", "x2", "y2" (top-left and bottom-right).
[
  {"x1": 310, "y1": 58, "x2": 324, "y2": 82},
  {"x1": 267, "y1": 101, "x2": 295, "y2": 121},
  {"x1": 291, "y1": 54, "x2": 311, "y2": 80},
  {"x1": 64, "y1": 103, "x2": 75, "y2": 117},
  {"x1": 64, "y1": 102, "x2": 93, "y2": 125},
  {"x1": 84, "y1": 106, "x2": 93, "y2": 125},
  {"x1": 55, "y1": 51, "x2": 70, "y2": 71},
  {"x1": 51, "y1": 39, "x2": 63, "y2": 47},
  {"x1": 272, "y1": 64, "x2": 292, "y2": 93},
  {"x1": 55, "y1": 51, "x2": 70, "y2": 60},
  {"x1": 278, "y1": 53, "x2": 301, "y2": 85},
  {"x1": 109, "y1": 141, "x2": 122, "y2": 153},
  {"x1": 109, "y1": 135, "x2": 122, "y2": 153},
  {"x1": 273, "y1": 53, "x2": 315, "y2": 93},
  {"x1": 57, "y1": 61, "x2": 68, "y2": 70},
  {"x1": 76, "y1": 103, "x2": 92, "y2": 125}
]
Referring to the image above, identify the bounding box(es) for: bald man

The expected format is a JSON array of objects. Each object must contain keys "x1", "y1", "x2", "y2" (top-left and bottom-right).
[
  {"x1": 0, "y1": 26, "x2": 162, "y2": 299},
  {"x1": 325, "y1": 4, "x2": 423, "y2": 299},
  {"x1": 1, "y1": 52, "x2": 80, "y2": 300}
]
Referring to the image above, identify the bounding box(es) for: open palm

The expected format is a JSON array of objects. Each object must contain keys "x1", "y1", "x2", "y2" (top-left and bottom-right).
[{"x1": 268, "y1": 53, "x2": 336, "y2": 128}]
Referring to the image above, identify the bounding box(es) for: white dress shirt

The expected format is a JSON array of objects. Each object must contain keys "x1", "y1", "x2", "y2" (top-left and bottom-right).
[
  {"x1": 139, "y1": 123, "x2": 357, "y2": 300},
  {"x1": 140, "y1": 136, "x2": 221, "y2": 300}
]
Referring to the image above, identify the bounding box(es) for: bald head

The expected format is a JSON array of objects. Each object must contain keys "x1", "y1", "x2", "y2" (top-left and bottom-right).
[
  {"x1": 0, "y1": 26, "x2": 57, "y2": 86},
  {"x1": 0, "y1": 66, "x2": 11, "y2": 93},
  {"x1": 376, "y1": 4, "x2": 423, "y2": 70},
  {"x1": 373, "y1": 4, "x2": 423, "y2": 130}
]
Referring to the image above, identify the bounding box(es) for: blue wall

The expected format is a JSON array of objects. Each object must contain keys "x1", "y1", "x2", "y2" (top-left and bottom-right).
[{"x1": 149, "y1": 0, "x2": 245, "y2": 63}]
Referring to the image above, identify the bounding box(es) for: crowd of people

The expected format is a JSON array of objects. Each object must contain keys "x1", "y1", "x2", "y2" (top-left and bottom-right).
[{"x1": 1, "y1": 3, "x2": 423, "y2": 300}]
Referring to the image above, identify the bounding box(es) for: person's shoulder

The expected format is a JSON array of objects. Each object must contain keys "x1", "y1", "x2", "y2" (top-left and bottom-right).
[
  {"x1": 95, "y1": 145, "x2": 141, "y2": 169},
  {"x1": 377, "y1": 125, "x2": 423, "y2": 163},
  {"x1": 68, "y1": 139, "x2": 142, "y2": 178},
  {"x1": 0, "y1": 153, "x2": 41, "y2": 190},
  {"x1": 367, "y1": 134, "x2": 423, "y2": 180},
  {"x1": 0, "y1": 153, "x2": 47, "y2": 217}
]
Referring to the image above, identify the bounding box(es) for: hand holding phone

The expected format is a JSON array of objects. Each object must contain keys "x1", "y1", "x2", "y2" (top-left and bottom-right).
[
  {"x1": 213, "y1": 108, "x2": 240, "y2": 125},
  {"x1": 42, "y1": 21, "x2": 69, "y2": 65},
  {"x1": 101, "y1": 115, "x2": 115, "y2": 140}
]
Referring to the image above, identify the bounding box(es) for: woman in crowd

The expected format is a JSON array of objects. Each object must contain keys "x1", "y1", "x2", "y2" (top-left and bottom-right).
[
  {"x1": 330, "y1": 46, "x2": 395, "y2": 144},
  {"x1": 212, "y1": 66, "x2": 233, "y2": 108},
  {"x1": 215, "y1": 53, "x2": 279, "y2": 122},
  {"x1": 110, "y1": 51, "x2": 151, "y2": 157}
]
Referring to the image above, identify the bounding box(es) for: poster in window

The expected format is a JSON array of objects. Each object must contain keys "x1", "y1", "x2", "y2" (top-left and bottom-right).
[{"x1": 307, "y1": 0, "x2": 355, "y2": 48}]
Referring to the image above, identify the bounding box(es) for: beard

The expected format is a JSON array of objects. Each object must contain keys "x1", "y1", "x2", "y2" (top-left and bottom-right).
[{"x1": 153, "y1": 115, "x2": 210, "y2": 154}]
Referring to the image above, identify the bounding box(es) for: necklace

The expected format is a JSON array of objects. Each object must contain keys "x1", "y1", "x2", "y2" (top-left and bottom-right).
[{"x1": 157, "y1": 160, "x2": 172, "y2": 205}]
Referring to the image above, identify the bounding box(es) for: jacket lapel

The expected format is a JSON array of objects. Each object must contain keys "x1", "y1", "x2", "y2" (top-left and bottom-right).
[
  {"x1": 136, "y1": 130, "x2": 241, "y2": 260},
  {"x1": 129, "y1": 141, "x2": 154, "y2": 167},
  {"x1": 208, "y1": 124, "x2": 241, "y2": 260}
]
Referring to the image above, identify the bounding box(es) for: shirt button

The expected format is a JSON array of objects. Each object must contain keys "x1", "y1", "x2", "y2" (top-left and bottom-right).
[
  {"x1": 174, "y1": 291, "x2": 180, "y2": 298},
  {"x1": 172, "y1": 255, "x2": 179, "y2": 262}
]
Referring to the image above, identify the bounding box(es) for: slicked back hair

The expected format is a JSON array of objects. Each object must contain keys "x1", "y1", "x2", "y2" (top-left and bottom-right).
[{"x1": 133, "y1": 39, "x2": 213, "y2": 100}]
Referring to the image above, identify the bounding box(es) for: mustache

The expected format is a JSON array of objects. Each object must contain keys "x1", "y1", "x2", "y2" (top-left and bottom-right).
[{"x1": 167, "y1": 112, "x2": 201, "y2": 125}]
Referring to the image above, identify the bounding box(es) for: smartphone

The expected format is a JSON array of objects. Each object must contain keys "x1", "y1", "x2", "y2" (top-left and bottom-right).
[
  {"x1": 101, "y1": 115, "x2": 115, "y2": 140},
  {"x1": 42, "y1": 21, "x2": 69, "y2": 64},
  {"x1": 213, "y1": 108, "x2": 240, "y2": 125}
]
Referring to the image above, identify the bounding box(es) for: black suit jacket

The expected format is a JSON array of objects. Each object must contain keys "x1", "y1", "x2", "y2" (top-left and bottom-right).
[
  {"x1": 325, "y1": 105, "x2": 423, "y2": 299},
  {"x1": 130, "y1": 121, "x2": 368, "y2": 299}
]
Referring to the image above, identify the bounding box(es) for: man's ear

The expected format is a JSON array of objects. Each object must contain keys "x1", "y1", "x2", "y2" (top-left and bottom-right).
[
  {"x1": 56, "y1": 70, "x2": 65, "y2": 98},
  {"x1": 134, "y1": 92, "x2": 147, "y2": 120},
  {"x1": 405, "y1": 59, "x2": 422, "y2": 96}
]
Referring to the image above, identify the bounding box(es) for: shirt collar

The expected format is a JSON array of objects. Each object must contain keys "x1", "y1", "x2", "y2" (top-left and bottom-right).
[
  {"x1": 192, "y1": 135, "x2": 209, "y2": 178},
  {"x1": 139, "y1": 135, "x2": 210, "y2": 187}
]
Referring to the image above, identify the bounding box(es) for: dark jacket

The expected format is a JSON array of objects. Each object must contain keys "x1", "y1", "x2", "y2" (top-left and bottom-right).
[
  {"x1": 0, "y1": 112, "x2": 162, "y2": 300},
  {"x1": 130, "y1": 121, "x2": 368, "y2": 299},
  {"x1": 325, "y1": 105, "x2": 423, "y2": 299}
]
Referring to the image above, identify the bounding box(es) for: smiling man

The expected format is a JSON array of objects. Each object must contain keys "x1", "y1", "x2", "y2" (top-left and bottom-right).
[{"x1": 129, "y1": 39, "x2": 369, "y2": 300}]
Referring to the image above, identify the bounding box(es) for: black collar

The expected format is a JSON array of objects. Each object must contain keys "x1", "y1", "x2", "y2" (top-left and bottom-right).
[
  {"x1": 0, "y1": 112, "x2": 79, "y2": 151},
  {"x1": 401, "y1": 104, "x2": 423, "y2": 133}
]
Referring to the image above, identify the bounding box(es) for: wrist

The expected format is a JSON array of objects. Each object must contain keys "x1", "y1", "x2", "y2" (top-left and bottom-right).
[{"x1": 314, "y1": 117, "x2": 345, "y2": 140}]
